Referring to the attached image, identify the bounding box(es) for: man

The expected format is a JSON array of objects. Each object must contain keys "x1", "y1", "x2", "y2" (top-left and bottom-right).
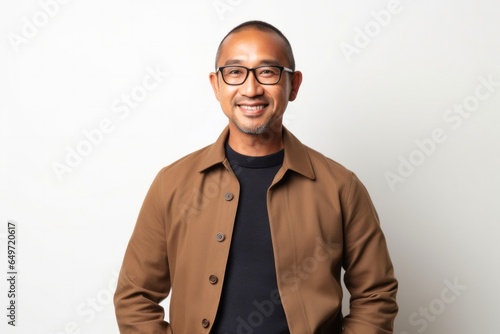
[{"x1": 114, "y1": 20, "x2": 398, "y2": 333}]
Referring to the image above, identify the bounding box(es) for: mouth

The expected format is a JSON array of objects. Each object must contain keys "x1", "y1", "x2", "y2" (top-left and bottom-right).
[{"x1": 237, "y1": 103, "x2": 269, "y2": 116}]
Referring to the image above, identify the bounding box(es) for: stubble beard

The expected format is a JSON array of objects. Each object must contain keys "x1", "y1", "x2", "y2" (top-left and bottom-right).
[
  {"x1": 232, "y1": 119, "x2": 270, "y2": 135},
  {"x1": 231, "y1": 109, "x2": 280, "y2": 135}
]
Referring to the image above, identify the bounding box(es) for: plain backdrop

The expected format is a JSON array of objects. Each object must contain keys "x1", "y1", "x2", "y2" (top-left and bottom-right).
[{"x1": 1, "y1": 0, "x2": 499, "y2": 333}]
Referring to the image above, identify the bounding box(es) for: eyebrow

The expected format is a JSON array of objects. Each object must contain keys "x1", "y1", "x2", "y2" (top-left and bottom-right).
[{"x1": 223, "y1": 59, "x2": 281, "y2": 66}]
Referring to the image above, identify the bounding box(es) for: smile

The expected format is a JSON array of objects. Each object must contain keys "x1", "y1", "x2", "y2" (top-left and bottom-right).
[{"x1": 238, "y1": 104, "x2": 267, "y2": 111}]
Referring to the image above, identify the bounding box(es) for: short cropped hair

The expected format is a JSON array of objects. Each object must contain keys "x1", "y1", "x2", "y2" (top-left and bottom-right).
[{"x1": 215, "y1": 20, "x2": 296, "y2": 71}]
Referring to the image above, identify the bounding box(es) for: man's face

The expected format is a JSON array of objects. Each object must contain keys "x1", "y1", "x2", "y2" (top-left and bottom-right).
[{"x1": 210, "y1": 28, "x2": 302, "y2": 135}]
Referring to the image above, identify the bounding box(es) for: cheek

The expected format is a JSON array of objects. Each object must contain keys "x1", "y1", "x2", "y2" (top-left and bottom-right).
[
  {"x1": 220, "y1": 87, "x2": 237, "y2": 104},
  {"x1": 271, "y1": 89, "x2": 289, "y2": 107}
]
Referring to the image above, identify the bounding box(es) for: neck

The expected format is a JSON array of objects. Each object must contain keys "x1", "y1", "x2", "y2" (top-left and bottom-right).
[{"x1": 227, "y1": 124, "x2": 284, "y2": 156}]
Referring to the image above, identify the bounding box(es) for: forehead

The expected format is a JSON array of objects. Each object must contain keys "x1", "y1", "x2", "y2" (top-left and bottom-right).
[{"x1": 217, "y1": 28, "x2": 288, "y2": 66}]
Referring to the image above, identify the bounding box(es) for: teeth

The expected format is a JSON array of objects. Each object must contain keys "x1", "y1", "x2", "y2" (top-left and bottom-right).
[{"x1": 240, "y1": 105, "x2": 265, "y2": 110}]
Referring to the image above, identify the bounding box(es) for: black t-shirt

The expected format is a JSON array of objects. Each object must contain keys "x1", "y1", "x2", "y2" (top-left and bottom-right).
[{"x1": 211, "y1": 143, "x2": 289, "y2": 334}]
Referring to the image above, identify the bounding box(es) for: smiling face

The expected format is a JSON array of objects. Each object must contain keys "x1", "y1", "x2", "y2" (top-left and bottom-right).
[{"x1": 210, "y1": 28, "x2": 302, "y2": 136}]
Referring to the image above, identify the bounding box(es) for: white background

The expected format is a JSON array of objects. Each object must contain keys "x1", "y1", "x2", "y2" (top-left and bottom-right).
[{"x1": 1, "y1": 0, "x2": 499, "y2": 333}]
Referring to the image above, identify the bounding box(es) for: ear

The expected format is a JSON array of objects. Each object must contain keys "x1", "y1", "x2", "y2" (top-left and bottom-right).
[
  {"x1": 288, "y1": 71, "x2": 302, "y2": 101},
  {"x1": 209, "y1": 72, "x2": 221, "y2": 101}
]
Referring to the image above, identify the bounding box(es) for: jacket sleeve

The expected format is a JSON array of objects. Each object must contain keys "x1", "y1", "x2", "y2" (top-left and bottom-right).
[
  {"x1": 341, "y1": 172, "x2": 398, "y2": 334},
  {"x1": 114, "y1": 170, "x2": 172, "y2": 333}
]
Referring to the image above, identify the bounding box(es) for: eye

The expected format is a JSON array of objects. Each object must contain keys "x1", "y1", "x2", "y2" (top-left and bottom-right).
[
  {"x1": 258, "y1": 67, "x2": 279, "y2": 77},
  {"x1": 224, "y1": 67, "x2": 244, "y2": 76}
]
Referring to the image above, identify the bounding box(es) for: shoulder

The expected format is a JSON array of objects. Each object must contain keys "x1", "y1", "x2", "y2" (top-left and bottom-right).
[
  {"x1": 283, "y1": 128, "x2": 354, "y2": 184},
  {"x1": 151, "y1": 143, "x2": 216, "y2": 189},
  {"x1": 303, "y1": 144, "x2": 354, "y2": 181},
  {"x1": 303, "y1": 145, "x2": 374, "y2": 208},
  {"x1": 161, "y1": 143, "x2": 214, "y2": 173}
]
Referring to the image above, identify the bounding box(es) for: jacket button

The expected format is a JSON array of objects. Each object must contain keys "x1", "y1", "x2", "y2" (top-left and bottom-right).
[
  {"x1": 208, "y1": 275, "x2": 219, "y2": 284},
  {"x1": 224, "y1": 192, "x2": 234, "y2": 201},
  {"x1": 209, "y1": 275, "x2": 218, "y2": 284},
  {"x1": 201, "y1": 318, "x2": 210, "y2": 328},
  {"x1": 216, "y1": 233, "x2": 225, "y2": 242}
]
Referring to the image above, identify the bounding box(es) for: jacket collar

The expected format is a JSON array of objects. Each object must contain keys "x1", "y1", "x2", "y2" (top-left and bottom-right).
[{"x1": 198, "y1": 126, "x2": 316, "y2": 180}]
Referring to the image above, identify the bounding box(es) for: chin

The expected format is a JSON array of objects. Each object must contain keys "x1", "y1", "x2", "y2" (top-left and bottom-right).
[
  {"x1": 237, "y1": 125, "x2": 267, "y2": 135},
  {"x1": 233, "y1": 120, "x2": 270, "y2": 135}
]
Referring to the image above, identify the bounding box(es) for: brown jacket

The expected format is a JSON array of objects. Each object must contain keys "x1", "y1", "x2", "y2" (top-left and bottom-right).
[{"x1": 114, "y1": 127, "x2": 398, "y2": 333}]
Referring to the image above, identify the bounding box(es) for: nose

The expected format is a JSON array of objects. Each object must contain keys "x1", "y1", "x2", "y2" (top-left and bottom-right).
[{"x1": 240, "y1": 70, "x2": 264, "y2": 97}]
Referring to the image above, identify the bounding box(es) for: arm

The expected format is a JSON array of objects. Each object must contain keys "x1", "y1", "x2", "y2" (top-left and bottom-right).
[
  {"x1": 114, "y1": 170, "x2": 172, "y2": 333},
  {"x1": 342, "y1": 173, "x2": 398, "y2": 334}
]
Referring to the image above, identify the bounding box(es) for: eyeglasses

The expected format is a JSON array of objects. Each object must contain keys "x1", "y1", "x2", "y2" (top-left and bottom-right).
[{"x1": 216, "y1": 65, "x2": 294, "y2": 85}]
